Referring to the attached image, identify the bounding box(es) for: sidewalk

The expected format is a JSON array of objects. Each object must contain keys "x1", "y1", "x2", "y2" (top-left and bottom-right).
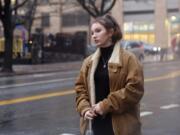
[
  {"x1": 0, "y1": 54, "x2": 175, "y2": 77},
  {"x1": 0, "y1": 61, "x2": 83, "y2": 77}
]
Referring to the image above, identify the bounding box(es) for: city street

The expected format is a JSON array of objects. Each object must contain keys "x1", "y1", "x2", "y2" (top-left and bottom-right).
[
  {"x1": 0, "y1": 0, "x2": 180, "y2": 135},
  {"x1": 0, "y1": 60, "x2": 180, "y2": 135}
]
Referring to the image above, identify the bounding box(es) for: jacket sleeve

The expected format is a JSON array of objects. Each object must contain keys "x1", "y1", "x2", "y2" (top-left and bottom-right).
[
  {"x1": 75, "y1": 58, "x2": 91, "y2": 117},
  {"x1": 99, "y1": 55, "x2": 144, "y2": 114}
]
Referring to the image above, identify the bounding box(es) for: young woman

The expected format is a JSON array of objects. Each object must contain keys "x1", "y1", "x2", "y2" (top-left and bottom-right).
[{"x1": 75, "y1": 14, "x2": 144, "y2": 135}]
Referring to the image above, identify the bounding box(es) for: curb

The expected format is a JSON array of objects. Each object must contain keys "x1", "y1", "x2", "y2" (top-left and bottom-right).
[
  {"x1": 0, "y1": 59, "x2": 178, "y2": 77},
  {"x1": 0, "y1": 61, "x2": 82, "y2": 77}
]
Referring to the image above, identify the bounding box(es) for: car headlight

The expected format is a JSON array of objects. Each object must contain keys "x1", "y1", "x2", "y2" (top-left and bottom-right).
[
  {"x1": 158, "y1": 47, "x2": 161, "y2": 51},
  {"x1": 153, "y1": 47, "x2": 157, "y2": 51}
]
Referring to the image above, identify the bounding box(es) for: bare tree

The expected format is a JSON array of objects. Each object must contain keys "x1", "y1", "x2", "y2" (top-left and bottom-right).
[
  {"x1": 23, "y1": 0, "x2": 38, "y2": 39},
  {"x1": 0, "y1": 0, "x2": 28, "y2": 72},
  {"x1": 77, "y1": 0, "x2": 116, "y2": 17}
]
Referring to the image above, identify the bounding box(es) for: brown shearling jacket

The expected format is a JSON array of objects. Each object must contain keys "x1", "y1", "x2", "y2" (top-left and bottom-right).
[{"x1": 75, "y1": 43, "x2": 144, "y2": 135}]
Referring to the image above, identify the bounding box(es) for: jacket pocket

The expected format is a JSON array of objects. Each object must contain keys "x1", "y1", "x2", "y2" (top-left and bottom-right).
[{"x1": 109, "y1": 67, "x2": 127, "y2": 90}]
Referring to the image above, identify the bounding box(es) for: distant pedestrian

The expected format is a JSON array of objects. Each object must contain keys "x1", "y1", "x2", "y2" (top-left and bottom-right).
[{"x1": 75, "y1": 14, "x2": 144, "y2": 135}]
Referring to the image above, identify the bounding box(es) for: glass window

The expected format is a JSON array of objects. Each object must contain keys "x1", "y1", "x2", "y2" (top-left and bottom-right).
[
  {"x1": 62, "y1": 11, "x2": 89, "y2": 27},
  {"x1": 38, "y1": 0, "x2": 49, "y2": 5},
  {"x1": 41, "y1": 13, "x2": 50, "y2": 27}
]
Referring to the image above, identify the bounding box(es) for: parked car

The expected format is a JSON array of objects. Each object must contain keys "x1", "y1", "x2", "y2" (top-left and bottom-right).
[
  {"x1": 142, "y1": 42, "x2": 161, "y2": 55},
  {"x1": 86, "y1": 44, "x2": 97, "y2": 56},
  {"x1": 120, "y1": 40, "x2": 144, "y2": 61}
]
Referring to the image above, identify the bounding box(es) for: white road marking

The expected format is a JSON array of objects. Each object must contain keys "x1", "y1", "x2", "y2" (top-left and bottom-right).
[
  {"x1": 140, "y1": 111, "x2": 153, "y2": 117},
  {"x1": 32, "y1": 73, "x2": 57, "y2": 77},
  {"x1": 0, "y1": 77, "x2": 75, "y2": 89},
  {"x1": 160, "y1": 104, "x2": 180, "y2": 110},
  {"x1": 0, "y1": 71, "x2": 78, "y2": 81},
  {"x1": 32, "y1": 71, "x2": 78, "y2": 78},
  {"x1": 60, "y1": 134, "x2": 75, "y2": 135}
]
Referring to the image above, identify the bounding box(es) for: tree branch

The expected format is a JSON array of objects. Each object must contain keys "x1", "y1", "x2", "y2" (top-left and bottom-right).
[
  {"x1": 101, "y1": 0, "x2": 105, "y2": 14},
  {"x1": 103, "y1": 0, "x2": 116, "y2": 15},
  {"x1": 77, "y1": 0, "x2": 116, "y2": 17},
  {"x1": 13, "y1": 0, "x2": 28, "y2": 11},
  {"x1": 77, "y1": 0, "x2": 97, "y2": 17},
  {"x1": 0, "y1": 1, "x2": 2, "y2": 19},
  {"x1": 89, "y1": 0, "x2": 99, "y2": 15}
]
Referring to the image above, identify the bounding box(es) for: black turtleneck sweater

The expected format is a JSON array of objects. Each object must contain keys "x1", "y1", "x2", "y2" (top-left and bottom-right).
[
  {"x1": 92, "y1": 45, "x2": 114, "y2": 135},
  {"x1": 94, "y1": 45, "x2": 114, "y2": 103}
]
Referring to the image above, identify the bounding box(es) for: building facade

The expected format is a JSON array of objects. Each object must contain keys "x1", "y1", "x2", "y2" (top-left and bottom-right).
[
  {"x1": 123, "y1": 0, "x2": 180, "y2": 48},
  {"x1": 31, "y1": 0, "x2": 180, "y2": 48}
]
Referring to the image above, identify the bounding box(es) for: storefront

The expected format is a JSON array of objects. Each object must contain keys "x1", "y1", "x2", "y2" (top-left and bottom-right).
[{"x1": 123, "y1": 22, "x2": 155, "y2": 44}]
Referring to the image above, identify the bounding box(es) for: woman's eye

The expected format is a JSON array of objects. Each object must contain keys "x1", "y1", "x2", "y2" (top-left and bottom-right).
[{"x1": 95, "y1": 28, "x2": 101, "y2": 33}]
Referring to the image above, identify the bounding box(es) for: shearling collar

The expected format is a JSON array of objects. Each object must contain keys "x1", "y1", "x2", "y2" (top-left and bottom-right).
[{"x1": 91, "y1": 42, "x2": 122, "y2": 66}]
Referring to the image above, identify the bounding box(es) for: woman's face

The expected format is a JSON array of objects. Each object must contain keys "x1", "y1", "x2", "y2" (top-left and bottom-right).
[{"x1": 91, "y1": 22, "x2": 113, "y2": 48}]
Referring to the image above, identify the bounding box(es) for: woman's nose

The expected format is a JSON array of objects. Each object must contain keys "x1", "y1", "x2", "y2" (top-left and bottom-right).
[{"x1": 92, "y1": 34, "x2": 96, "y2": 40}]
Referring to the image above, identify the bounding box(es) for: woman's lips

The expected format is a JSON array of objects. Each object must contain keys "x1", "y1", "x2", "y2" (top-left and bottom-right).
[{"x1": 94, "y1": 40, "x2": 99, "y2": 43}]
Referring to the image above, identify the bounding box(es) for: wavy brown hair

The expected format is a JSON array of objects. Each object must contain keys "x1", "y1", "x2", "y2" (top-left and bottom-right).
[{"x1": 91, "y1": 14, "x2": 123, "y2": 44}]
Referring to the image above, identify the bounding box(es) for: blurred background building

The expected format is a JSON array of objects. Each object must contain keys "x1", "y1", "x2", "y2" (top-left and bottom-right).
[
  {"x1": 30, "y1": 0, "x2": 180, "y2": 48},
  {"x1": 124, "y1": 0, "x2": 180, "y2": 49},
  {"x1": 0, "y1": 0, "x2": 180, "y2": 63}
]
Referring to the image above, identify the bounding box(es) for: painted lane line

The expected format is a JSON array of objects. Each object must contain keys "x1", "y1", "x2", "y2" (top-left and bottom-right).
[
  {"x1": 32, "y1": 70, "x2": 78, "y2": 78},
  {"x1": 0, "y1": 70, "x2": 78, "y2": 81},
  {"x1": 0, "y1": 77, "x2": 75, "y2": 89},
  {"x1": 33, "y1": 73, "x2": 58, "y2": 77},
  {"x1": 160, "y1": 104, "x2": 180, "y2": 110},
  {"x1": 145, "y1": 70, "x2": 180, "y2": 82},
  {"x1": 1, "y1": 70, "x2": 180, "y2": 106},
  {"x1": 0, "y1": 69, "x2": 180, "y2": 89},
  {"x1": 0, "y1": 90, "x2": 75, "y2": 106},
  {"x1": 140, "y1": 111, "x2": 153, "y2": 117},
  {"x1": 59, "y1": 133, "x2": 75, "y2": 135}
]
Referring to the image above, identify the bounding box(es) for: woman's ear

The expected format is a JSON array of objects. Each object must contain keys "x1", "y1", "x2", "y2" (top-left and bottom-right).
[{"x1": 108, "y1": 28, "x2": 114, "y2": 37}]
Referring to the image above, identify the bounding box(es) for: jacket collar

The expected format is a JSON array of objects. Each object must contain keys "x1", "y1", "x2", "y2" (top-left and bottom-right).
[{"x1": 91, "y1": 42, "x2": 122, "y2": 67}]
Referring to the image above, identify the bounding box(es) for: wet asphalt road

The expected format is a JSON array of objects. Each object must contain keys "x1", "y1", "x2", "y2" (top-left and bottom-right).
[{"x1": 0, "y1": 60, "x2": 180, "y2": 135}]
